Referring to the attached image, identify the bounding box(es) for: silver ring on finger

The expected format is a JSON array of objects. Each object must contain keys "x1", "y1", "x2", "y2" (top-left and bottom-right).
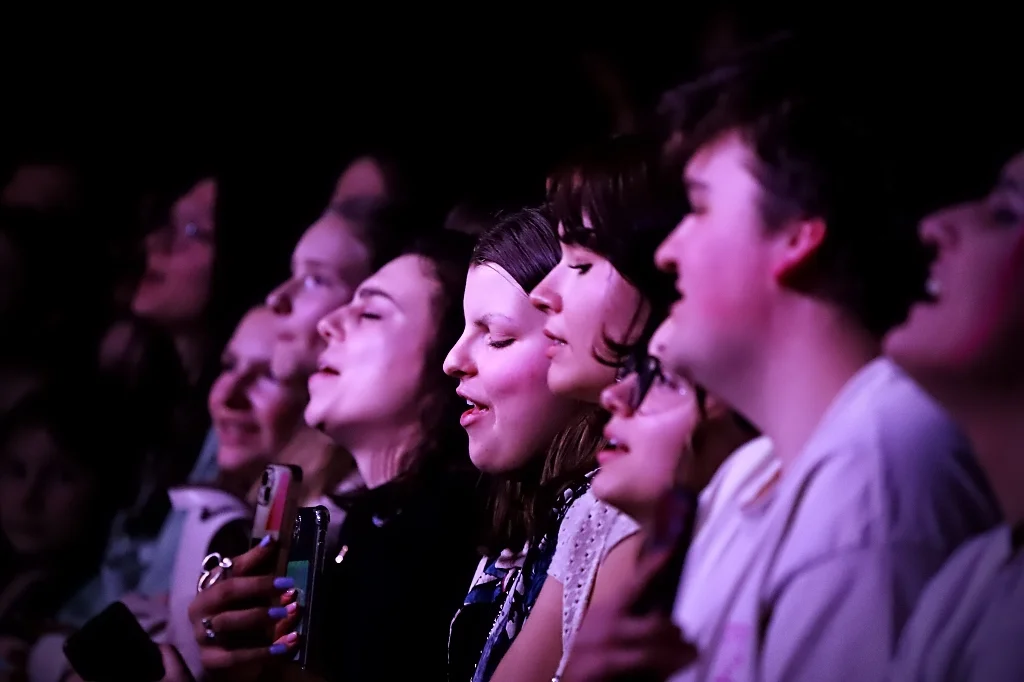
[{"x1": 202, "y1": 616, "x2": 216, "y2": 642}]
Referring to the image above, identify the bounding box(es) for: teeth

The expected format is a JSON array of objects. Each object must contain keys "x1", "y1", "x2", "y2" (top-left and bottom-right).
[
  {"x1": 925, "y1": 276, "x2": 941, "y2": 300},
  {"x1": 467, "y1": 399, "x2": 473, "y2": 406},
  {"x1": 608, "y1": 439, "x2": 620, "y2": 449}
]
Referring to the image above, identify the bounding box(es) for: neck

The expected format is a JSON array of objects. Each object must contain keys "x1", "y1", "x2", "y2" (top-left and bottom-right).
[
  {"x1": 947, "y1": 386, "x2": 1024, "y2": 525},
  {"x1": 173, "y1": 329, "x2": 208, "y2": 385},
  {"x1": 340, "y1": 420, "x2": 424, "y2": 489},
  {"x1": 726, "y1": 305, "x2": 879, "y2": 469}
]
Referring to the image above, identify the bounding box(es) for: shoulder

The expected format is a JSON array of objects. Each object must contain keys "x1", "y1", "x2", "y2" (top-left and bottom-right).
[
  {"x1": 550, "y1": 490, "x2": 639, "y2": 582},
  {"x1": 781, "y1": 361, "x2": 998, "y2": 556}
]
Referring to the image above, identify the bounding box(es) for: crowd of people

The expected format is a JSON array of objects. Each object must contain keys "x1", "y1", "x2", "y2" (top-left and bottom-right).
[{"x1": 1, "y1": 16, "x2": 1021, "y2": 682}]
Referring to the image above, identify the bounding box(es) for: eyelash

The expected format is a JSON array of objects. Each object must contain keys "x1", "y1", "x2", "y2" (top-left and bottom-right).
[
  {"x1": 568, "y1": 263, "x2": 592, "y2": 275},
  {"x1": 360, "y1": 312, "x2": 382, "y2": 320},
  {"x1": 488, "y1": 339, "x2": 514, "y2": 349}
]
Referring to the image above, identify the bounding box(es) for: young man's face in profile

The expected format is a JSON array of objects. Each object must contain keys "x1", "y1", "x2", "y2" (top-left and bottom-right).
[{"x1": 653, "y1": 131, "x2": 778, "y2": 391}]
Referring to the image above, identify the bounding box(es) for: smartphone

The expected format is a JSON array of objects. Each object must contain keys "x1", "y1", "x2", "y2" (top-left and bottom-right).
[
  {"x1": 285, "y1": 505, "x2": 331, "y2": 670},
  {"x1": 631, "y1": 485, "x2": 699, "y2": 616},
  {"x1": 64, "y1": 601, "x2": 164, "y2": 682},
  {"x1": 251, "y1": 463, "x2": 303, "y2": 576}
]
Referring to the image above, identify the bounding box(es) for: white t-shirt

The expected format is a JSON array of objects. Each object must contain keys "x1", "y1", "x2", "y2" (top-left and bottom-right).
[
  {"x1": 671, "y1": 358, "x2": 1000, "y2": 682},
  {"x1": 889, "y1": 524, "x2": 1024, "y2": 681},
  {"x1": 549, "y1": 489, "x2": 639, "y2": 676}
]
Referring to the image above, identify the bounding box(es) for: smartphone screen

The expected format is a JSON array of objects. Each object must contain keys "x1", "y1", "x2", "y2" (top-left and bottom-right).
[{"x1": 286, "y1": 558, "x2": 311, "y2": 642}]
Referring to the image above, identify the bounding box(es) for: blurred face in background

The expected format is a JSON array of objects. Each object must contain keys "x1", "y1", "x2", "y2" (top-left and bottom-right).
[
  {"x1": 209, "y1": 307, "x2": 306, "y2": 478},
  {"x1": 266, "y1": 212, "x2": 373, "y2": 384},
  {"x1": 886, "y1": 150, "x2": 1024, "y2": 397},
  {"x1": 0, "y1": 426, "x2": 100, "y2": 561},
  {"x1": 132, "y1": 178, "x2": 217, "y2": 328}
]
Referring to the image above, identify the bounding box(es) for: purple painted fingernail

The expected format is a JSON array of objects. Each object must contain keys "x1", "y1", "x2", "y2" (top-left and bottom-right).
[
  {"x1": 273, "y1": 577, "x2": 294, "y2": 590},
  {"x1": 260, "y1": 534, "x2": 273, "y2": 548},
  {"x1": 269, "y1": 643, "x2": 289, "y2": 656},
  {"x1": 268, "y1": 607, "x2": 288, "y2": 619}
]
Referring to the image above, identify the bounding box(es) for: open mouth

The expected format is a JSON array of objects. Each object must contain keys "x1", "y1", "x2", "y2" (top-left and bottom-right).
[
  {"x1": 316, "y1": 362, "x2": 340, "y2": 376},
  {"x1": 215, "y1": 418, "x2": 259, "y2": 445},
  {"x1": 457, "y1": 392, "x2": 490, "y2": 427}
]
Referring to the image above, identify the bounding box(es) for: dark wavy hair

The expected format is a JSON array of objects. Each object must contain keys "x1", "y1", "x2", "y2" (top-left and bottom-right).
[
  {"x1": 547, "y1": 134, "x2": 688, "y2": 366},
  {"x1": 471, "y1": 207, "x2": 606, "y2": 554}
]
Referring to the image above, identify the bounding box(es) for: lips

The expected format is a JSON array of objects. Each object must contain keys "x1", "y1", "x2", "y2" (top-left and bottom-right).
[
  {"x1": 215, "y1": 417, "x2": 259, "y2": 446},
  {"x1": 597, "y1": 433, "x2": 628, "y2": 466},
  {"x1": 543, "y1": 328, "x2": 567, "y2": 345},
  {"x1": 457, "y1": 389, "x2": 490, "y2": 428}
]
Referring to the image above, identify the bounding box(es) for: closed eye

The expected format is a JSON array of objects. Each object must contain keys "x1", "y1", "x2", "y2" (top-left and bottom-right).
[
  {"x1": 488, "y1": 338, "x2": 514, "y2": 349},
  {"x1": 568, "y1": 263, "x2": 592, "y2": 275}
]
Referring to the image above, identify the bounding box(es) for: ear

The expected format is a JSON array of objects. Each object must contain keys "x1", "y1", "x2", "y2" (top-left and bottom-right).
[{"x1": 771, "y1": 217, "x2": 827, "y2": 285}]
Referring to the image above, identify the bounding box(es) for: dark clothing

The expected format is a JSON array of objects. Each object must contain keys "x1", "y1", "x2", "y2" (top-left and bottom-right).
[{"x1": 316, "y1": 469, "x2": 483, "y2": 682}]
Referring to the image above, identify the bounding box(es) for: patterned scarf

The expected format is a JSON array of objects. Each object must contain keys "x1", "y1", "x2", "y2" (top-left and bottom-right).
[{"x1": 452, "y1": 472, "x2": 595, "y2": 682}]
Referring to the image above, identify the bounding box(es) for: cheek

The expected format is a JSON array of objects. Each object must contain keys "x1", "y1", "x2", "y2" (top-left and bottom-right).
[{"x1": 254, "y1": 394, "x2": 300, "y2": 438}]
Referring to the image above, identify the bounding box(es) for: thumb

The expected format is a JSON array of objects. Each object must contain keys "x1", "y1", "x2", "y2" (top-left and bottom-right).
[{"x1": 158, "y1": 645, "x2": 195, "y2": 682}]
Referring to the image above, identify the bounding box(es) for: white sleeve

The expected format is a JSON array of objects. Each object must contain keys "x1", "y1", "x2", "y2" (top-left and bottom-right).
[{"x1": 760, "y1": 545, "x2": 946, "y2": 682}]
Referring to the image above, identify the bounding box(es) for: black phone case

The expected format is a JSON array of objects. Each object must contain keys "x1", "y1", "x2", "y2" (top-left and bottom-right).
[
  {"x1": 63, "y1": 601, "x2": 164, "y2": 682},
  {"x1": 289, "y1": 505, "x2": 331, "y2": 670}
]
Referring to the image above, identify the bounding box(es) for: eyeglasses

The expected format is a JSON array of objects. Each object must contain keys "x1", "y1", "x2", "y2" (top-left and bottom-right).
[{"x1": 615, "y1": 355, "x2": 689, "y2": 412}]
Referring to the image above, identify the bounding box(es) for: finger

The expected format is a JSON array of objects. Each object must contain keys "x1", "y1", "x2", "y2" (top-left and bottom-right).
[
  {"x1": 610, "y1": 614, "x2": 684, "y2": 647},
  {"x1": 157, "y1": 644, "x2": 196, "y2": 682},
  {"x1": 198, "y1": 632, "x2": 298, "y2": 671},
  {"x1": 278, "y1": 588, "x2": 298, "y2": 606},
  {"x1": 272, "y1": 611, "x2": 301, "y2": 641},
  {"x1": 229, "y1": 537, "x2": 279, "y2": 575},
  {"x1": 195, "y1": 575, "x2": 295, "y2": 617},
  {"x1": 194, "y1": 603, "x2": 298, "y2": 645}
]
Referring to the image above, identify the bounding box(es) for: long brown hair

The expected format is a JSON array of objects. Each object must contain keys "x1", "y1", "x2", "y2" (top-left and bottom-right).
[{"x1": 471, "y1": 208, "x2": 606, "y2": 555}]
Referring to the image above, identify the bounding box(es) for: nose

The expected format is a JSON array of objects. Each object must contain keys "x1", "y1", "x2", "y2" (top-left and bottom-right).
[
  {"x1": 600, "y1": 376, "x2": 636, "y2": 417},
  {"x1": 267, "y1": 281, "x2": 293, "y2": 315},
  {"x1": 443, "y1": 334, "x2": 476, "y2": 378},
  {"x1": 221, "y1": 372, "x2": 252, "y2": 411},
  {"x1": 654, "y1": 219, "x2": 685, "y2": 274},
  {"x1": 316, "y1": 306, "x2": 346, "y2": 343},
  {"x1": 919, "y1": 203, "x2": 966, "y2": 253},
  {"x1": 530, "y1": 273, "x2": 562, "y2": 315}
]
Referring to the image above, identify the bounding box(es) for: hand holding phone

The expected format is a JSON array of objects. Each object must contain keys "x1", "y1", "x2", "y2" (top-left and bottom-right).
[
  {"x1": 283, "y1": 506, "x2": 330, "y2": 670},
  {"x1": 187, "y1": 538, "x2": 302, "y2": 673},
  {"x1": 251, "y1": 464, "x2": 303, "y2": 576}
]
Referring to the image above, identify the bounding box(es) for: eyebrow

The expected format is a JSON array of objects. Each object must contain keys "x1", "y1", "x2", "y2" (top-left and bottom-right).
[
  {"x1": 474, "y1": 313, "x2": 514, "y2": 328},
  {"x1": 356, "y1": 286, "x2": 397, "y2": 306},
  {"x1": 292, "y1": 258, "x2": 335, "y2": 273}
]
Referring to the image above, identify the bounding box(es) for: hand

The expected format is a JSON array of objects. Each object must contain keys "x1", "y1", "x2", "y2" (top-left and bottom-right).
[
  {"x1": 157, "y1": 644, "x2": 196, "y2": 682},
  {"x1": 562, "y1": 548, "x2": 696, "y2": 682},
  {"x1": 187, "y1": 538, "x2": 301, "y2": 674}
]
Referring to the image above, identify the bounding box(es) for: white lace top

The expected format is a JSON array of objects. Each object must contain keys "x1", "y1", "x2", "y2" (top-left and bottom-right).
[{"x1": 547, "y1": 490, "x2": 640, "y2": 676}]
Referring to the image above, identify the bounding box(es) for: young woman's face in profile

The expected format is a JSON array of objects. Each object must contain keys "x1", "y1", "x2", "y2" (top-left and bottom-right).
[
  {"x1": 591, "y1": 357, "x2": 701, "y2": 519},
  {"x1": 132, "y1": 178, "x2": 217, "y2": 327},
  {"x1": 886, "y1": 151, "x2": 1024, "y2": 389},
  {"x1": 530, "y1": 226, "x2": 647, "y2": 404},
  {"x1": 208, "y1": 307, "x2": 306, "y2": 476},
  {"x1": 444, "y1": 264, "x2": 580, "y2": 474},
  {"x1": 266, "y1": 214, "x2": 373, "y2": 384},
  {"x1": 305, "y1": 255, "x2": 439, "y2": 440},
  {"x1": 0, "y1": 428, "x2": 98, "y2": 560}
]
